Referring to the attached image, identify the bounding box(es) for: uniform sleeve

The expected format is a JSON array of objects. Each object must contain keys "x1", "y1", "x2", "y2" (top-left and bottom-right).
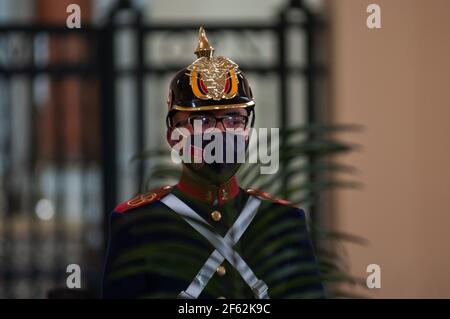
[{"x1": 101, "y1": 211, "x2": 148, "y2": 299}]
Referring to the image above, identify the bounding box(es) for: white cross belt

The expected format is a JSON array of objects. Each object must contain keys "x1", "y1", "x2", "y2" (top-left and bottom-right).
[{"x1": 160, "y1": 193, "x2": 269, "y2": 299}]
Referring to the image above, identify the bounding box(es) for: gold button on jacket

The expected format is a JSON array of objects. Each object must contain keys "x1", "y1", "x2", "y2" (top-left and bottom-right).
[
  {"x1": 216, "y1": 265, "x2": 226, "y2": 276},
  {"x1": 211, "y1": 210, "x2": 222, "y2": 222}
]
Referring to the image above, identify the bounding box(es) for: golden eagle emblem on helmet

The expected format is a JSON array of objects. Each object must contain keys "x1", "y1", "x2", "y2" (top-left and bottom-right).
[
  {"x1": 187, "y1": 56, "x2": 240, "y2": 100},
  {"x1": 186, "y1": 26, "x2": 240, "y2": 101}
]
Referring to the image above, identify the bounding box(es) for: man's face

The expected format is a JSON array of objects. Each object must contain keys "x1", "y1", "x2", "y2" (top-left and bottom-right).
[{"x1": 166, "y1": 108, "x2": 253, "y2": 184}]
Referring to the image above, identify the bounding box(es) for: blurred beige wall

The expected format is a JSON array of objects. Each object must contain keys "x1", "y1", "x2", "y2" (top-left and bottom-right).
[{"x1": 329, "y1": 0, "x2": 450, "y2": 298}]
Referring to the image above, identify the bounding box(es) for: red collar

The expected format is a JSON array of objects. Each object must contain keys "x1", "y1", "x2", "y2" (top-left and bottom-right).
[{"x1": 177, "y1": 174, "x2": 240, "y2": 205}]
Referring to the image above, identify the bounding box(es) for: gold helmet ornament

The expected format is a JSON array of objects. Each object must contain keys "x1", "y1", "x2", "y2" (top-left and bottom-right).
[{"x1": 166, "y1": 26, "x2": 255, "y2": 126}]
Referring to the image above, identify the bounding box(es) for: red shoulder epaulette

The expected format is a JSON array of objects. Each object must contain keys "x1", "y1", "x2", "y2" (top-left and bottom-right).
[
  {"x1": 114, "y1": 185, "x2": 174, "y2": 213},
  {"x1": 244, "y1": 188, "x2": 297, "y2": 208}
]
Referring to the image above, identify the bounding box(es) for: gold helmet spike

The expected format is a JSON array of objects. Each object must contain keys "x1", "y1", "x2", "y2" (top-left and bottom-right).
[{"x1": 194, "y1": 26, "x2": 214, "y2": 59}]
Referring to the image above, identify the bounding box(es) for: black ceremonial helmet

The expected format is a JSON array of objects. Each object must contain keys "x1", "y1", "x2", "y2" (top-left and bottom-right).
[{"x1": 166, "y1": 26, "x2": 255, "y2": 127}]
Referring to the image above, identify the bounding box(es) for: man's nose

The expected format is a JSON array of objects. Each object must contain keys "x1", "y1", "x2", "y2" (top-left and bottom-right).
[{"x1": 215, "y1": 121, "x2": 226, "y2": 131}]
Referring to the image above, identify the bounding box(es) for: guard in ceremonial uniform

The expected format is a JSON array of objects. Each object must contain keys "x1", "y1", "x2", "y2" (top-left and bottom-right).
[{"x1": 102, "y1": 27, "x2": 326, "y2": 299}]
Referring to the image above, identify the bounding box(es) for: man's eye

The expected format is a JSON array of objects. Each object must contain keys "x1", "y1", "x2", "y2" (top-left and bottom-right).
[
  {"x1": 190, "y1": 116, "x2": 213, "y2": 125},
  {"x1": 225, "y1": 116, "x2": 246, "y2": 125}
]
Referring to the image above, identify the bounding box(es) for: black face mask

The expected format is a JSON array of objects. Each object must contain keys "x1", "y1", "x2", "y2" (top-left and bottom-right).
[{"x1": 182, "y1": 131, "x2": 248, "y2": 185}]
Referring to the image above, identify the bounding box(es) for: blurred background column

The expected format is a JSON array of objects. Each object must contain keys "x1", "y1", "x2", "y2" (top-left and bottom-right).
[{"x1": 329, "y1": 0, "x2": 450, "y2": 298}]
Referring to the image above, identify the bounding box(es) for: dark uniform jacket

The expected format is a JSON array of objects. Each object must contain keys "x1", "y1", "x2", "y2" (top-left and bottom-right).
[{"x1": 102, "y1": 176, "x2": 326, "y2": 299}]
